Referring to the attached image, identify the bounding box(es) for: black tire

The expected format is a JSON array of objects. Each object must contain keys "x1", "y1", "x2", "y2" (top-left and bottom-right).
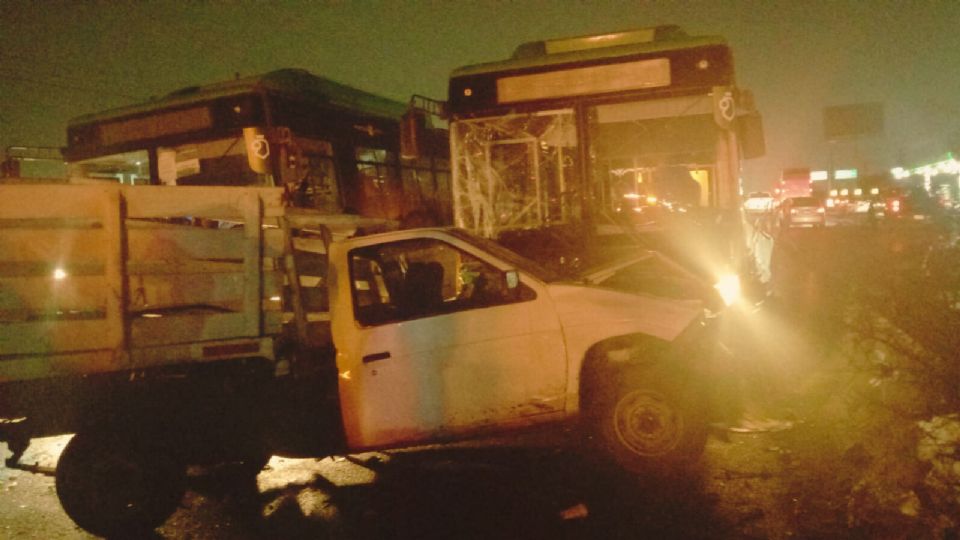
[
  {"x1": 56, "y1": 431, "x2": 186, "y2": 538},
  {"x1": 592, "y1": 366, "x2": 708, "y2": 476},
  {"x1": 240, "y1": 451, "x2": 271, "y2": 475}
]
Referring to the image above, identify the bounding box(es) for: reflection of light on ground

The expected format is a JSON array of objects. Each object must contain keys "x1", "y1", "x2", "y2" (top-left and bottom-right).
[
  {"x1": 719, "y1": 300, "x2": 819, "y2": 417},
  {"x1": 258, "y1": 454, "x2": 380, "y2": 492},
  {"x1": 258, "y1": 454, "x2": 384, "y2": 520},
  {"x1": 5, "y1": 435, "x2": 73, "y2": 471}
]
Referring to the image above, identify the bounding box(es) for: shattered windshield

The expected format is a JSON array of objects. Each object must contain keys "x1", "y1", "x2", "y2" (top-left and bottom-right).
[{"x1": 451, "y1": 110, "x2": 580, "y2": 237}]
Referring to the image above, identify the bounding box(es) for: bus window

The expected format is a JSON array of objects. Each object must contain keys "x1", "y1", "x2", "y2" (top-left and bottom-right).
[
  {"x1": 158, "y1": 137, "x2": 271, "y2": 187},
  {"x1": 355, "y1": 147, "x2": 400, "y2": 219},
  {"x1": 401, "y1": 165, "x2": 432, "y2": 215},
  {"x1": 434, "y1": 159, "x2": 452, "y2": 222},
  {"x1": 588, "y1": 100, "x2": 719, "y2": 213},
  {"x1": 288, "y1": 138, "x2": 340, "y2": 212},
  {"x1": 68, "y1": 150, "x2": 150, "y2": 185}
]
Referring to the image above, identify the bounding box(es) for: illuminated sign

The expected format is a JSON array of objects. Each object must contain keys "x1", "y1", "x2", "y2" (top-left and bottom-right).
[
  {"x1": 497, "y1": 58, "x2": 671, "y2": 104},
  {"x1": 810, "y1": 170, "x2": 828, "y2": 181},
  {"x1": 835, "y1": 169, "x2": 858, "y2": 180},
  {"x1": 98, "y1": 107, "x2": 213, "y2": 146}
]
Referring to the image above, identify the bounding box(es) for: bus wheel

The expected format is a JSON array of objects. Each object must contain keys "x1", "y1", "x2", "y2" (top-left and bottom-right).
[{"x1": 56, "y1": 431, "x2": 186, "y2": 538}]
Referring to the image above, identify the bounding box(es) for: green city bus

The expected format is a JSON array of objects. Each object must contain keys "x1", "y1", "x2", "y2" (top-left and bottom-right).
[{"x1": 64, "y1": 69, "x2": 450, "y2": 225}]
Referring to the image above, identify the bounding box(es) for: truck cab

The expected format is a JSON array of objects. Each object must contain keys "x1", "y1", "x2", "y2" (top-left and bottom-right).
[{"x1": 328, "y1": 227, "x2": 713, "y2": 459}]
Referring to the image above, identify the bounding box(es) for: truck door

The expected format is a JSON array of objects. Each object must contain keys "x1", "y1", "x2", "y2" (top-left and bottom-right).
[{"x1": 329, "y1": 234, "x2": 566, "y2": 450}]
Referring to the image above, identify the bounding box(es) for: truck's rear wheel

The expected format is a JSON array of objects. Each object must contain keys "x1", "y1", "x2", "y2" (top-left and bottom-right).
[
  {"x1": 56, "y1": 431, "x2": 186, "y2": 537},
  {"x1": 592, "y1": 367, "x2": 708, "y2": 476}
]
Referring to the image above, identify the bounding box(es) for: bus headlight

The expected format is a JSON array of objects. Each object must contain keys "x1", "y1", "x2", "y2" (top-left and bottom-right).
[{"x1": 713, "y1": 273, "x2": 741, "y2": 307}]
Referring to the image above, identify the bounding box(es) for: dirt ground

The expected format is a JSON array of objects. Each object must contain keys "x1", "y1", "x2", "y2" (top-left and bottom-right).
[
  {"x1": 3, "y1": 308, "x2": 949, "y2": 540},
  {"x1": 1, "y1": 415, "x2": 930, "y2": 539}
]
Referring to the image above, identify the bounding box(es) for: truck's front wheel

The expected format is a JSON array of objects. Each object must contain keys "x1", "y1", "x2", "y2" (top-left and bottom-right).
[
  {"x1": 56, "y1": 431, "x2": 186, "y2": 537},
  {"x1": 592, "y1": 368, "x2": 708, "y2": 476}
]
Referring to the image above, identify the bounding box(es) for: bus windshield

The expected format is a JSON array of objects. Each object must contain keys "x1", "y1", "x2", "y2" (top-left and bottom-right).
[
  {"x1": 156, "y1": 136, "x2": 265, "y2": 186},
  {"x1": 448, "y1": 26, "x2": 759, "y2": 239},
  {"x1": 588, "y1": 98, "x2": 720, "y2": 217},
  {"x1": 450, "y1": 100, "x2": 724, "y2": 234},
  {"x1": 68, "y1": 149, "x2": 152, "y2": 185}
]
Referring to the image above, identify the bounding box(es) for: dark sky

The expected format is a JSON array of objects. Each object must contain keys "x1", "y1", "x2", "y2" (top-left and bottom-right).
[{"x1": 2, "y1": 0, "x2": 958, "y2": 188}]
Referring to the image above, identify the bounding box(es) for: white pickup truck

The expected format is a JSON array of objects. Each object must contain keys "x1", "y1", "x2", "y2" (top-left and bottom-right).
[{"x1": 0, "y1": 183, "x2": 718, "y2": 537}]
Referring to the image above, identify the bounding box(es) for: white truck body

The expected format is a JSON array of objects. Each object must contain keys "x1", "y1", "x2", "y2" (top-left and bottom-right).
[{"x1": 329, "y1": 228, "x2": 703, "y2": 450}]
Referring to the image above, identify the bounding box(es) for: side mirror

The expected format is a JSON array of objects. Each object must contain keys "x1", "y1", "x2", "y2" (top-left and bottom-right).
[{"x1": 505, "y1": 269, "x2": 520, "y2": 290}]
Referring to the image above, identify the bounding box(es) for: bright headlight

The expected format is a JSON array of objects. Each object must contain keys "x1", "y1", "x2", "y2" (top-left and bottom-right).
[{"x1": 713, "y1": 273, "x2": 741, "y2": 307}]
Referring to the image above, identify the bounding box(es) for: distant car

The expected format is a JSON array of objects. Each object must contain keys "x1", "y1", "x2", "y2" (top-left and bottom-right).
[
  {"x1": 743, "y1": 191, "x2": 776, "y2": 213},
  {"x1": 779, "y1": 196, "x2": 825, "y2": 228}
]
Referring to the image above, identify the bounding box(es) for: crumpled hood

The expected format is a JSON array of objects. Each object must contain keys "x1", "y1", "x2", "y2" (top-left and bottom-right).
[{"x1": 547, "y1": 283, "x2": 703, "y2": 344}]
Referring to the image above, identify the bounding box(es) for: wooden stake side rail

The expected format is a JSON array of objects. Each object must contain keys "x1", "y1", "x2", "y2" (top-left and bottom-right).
[{"x1": 0, "y1": 184, "x2": 285, "y2": 383}]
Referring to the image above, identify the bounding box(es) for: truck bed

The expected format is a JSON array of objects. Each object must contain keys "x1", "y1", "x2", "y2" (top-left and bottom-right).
[{"x1": 0, "y1": 183, "x2": 287, "y2": 385}]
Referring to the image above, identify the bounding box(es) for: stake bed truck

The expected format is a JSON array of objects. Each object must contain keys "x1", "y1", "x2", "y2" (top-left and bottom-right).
[{"x1": 0, "y1": 183, "x2": 718, "y2": 537}]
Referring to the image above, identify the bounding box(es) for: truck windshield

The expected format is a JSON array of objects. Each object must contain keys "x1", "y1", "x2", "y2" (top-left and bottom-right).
[{"x1": 446, "y1": 228, "x2": 562, "y2": 283}]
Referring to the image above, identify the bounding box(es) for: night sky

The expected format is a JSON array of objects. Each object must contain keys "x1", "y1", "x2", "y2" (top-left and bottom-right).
[{"x1": 2, "y1": 0, "x2": 958, "y2": 189}]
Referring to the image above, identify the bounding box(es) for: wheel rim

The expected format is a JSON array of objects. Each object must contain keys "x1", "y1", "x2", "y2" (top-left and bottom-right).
[{"x1": 613, "y1": 389, "x2": 684, "y2": 457}]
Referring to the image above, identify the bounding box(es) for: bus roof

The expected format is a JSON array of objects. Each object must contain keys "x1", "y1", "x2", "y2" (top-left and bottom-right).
[
  {"x1": 68, "y1": 69, "x2": 408, "y2": 127},
  {"x1": 451, "y1": 25, "x2": 727, "y2": 78}
]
